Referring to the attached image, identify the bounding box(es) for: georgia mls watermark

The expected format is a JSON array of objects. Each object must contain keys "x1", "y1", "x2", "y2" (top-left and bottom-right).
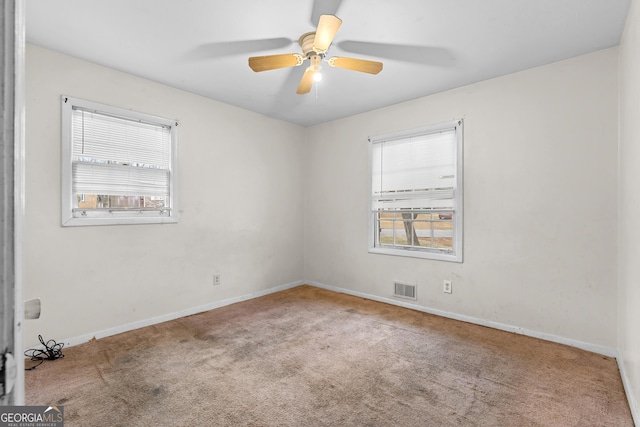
[{"x1": 0, "y1": 406, "x2": 63, "y2": 427}]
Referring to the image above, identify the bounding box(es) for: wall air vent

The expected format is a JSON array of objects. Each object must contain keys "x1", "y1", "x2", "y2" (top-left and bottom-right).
[{"x1": 394, "y1": 281, "x2": 416, "y2": 300}]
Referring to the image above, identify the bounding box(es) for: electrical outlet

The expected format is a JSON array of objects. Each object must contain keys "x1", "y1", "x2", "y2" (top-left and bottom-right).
[
  {"x1": 443, "y1": 280, "x2": 452, "y2": 294},
  {"x1": 213, "y1": 274, "x2": 221, "y2": 286}
]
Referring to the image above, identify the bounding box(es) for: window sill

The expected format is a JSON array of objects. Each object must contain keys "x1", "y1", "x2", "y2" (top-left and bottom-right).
[
  {"x1": 369, "y1": 246, "x2": 462, "y2": 263},
  {"x1": 61, "y1": 216, "x2": 178, "y2": 227}
]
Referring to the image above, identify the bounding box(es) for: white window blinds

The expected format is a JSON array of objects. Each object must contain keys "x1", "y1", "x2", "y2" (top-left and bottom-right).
[
  {"x1": 372, "y1": 128, "x2": 457, "y2": 210},
  {"x1": 71, "y1": 108, "x2": 171, "y2": 198}
]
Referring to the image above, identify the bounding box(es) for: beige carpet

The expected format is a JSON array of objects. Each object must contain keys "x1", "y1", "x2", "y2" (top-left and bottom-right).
[{"x1": 25, "y1": 285, "x2": 633, "y2": 426}]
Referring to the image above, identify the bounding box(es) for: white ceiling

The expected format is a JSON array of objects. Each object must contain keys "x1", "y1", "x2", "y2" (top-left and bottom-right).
[{"x1": 25, "y1": 0, "x2": 630, "y2": 127}]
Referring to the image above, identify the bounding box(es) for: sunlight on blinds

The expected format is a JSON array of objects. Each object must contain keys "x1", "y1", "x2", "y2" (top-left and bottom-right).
[
  {"x1": 71, "y1": 108, "x2": 171, "y2": 198},
  {"x1": 372, "y1": 129, "x2": 456, "y2": 210}
]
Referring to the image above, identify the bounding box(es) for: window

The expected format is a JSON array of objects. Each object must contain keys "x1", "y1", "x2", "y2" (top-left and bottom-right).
[
  {"x1": 369, "y1": 119, "x2": 463, "y2": 262},
  {"x1": 61, "y1": 96, "x2": 178, "y2": 226}
]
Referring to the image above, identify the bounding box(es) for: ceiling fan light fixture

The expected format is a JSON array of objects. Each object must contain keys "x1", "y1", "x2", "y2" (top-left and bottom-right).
[{"x1": 309, "y1": 53, "x2": 323, "y2": 81}]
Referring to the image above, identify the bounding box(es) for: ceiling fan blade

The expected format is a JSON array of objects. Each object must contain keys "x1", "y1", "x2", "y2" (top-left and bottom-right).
[
  {"x1": 313, "y1": 15, "x2": 342, "y2": 53},
  {"x1": 296, "y1": 68, "x2": 315, "y2": 94},
  {"x1": 328, "y1": 57, "x2": 383, "y2": 74},
  {"x1": 249, "y1": 53, "x2": 304, "y2": 72},
  {"x1": 188, "y1": 38, "x2": 294, "y2": 60},
  {"x1": 310, "y1": 0, "x2": 344, "y2": 26},
  {"x1": 337, "y1": 41, "x2": 454, "y2": 66},
  {"x1": 275, "y1": 66, "x2": 307, "y2": 108}
]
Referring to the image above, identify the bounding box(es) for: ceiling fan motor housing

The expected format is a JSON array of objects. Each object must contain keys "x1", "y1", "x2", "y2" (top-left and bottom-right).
[{"x1": 299, "y1": 32, "x2": 326, "y2": 58}]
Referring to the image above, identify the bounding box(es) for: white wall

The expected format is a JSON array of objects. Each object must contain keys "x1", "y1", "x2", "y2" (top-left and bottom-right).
[
  {"x1": 619, "y1": 0, "x2": 640, "y2": 421},
  {"x1": 24, "y1": 41, "x2": 623, "y2": 359},
  {"x1": 304, "y1": 48, "x2": 619, "y2": 351},
  {"x1": 24, "y1": 45, "x2": 305, "y2": 348}
]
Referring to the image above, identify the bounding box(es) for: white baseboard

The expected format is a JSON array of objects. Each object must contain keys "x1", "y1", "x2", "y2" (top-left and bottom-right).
[
  {"x1": 57, "y1": 279, "x2": 617, "y2": 358},
  {"x1": 618, "y1": 357, "x2": 640, "y2": 426},
  {"x1": 59, "y1": 280, "x2": 304, "y2": 349},
  {"x1": 306, "y1": 280, "x2": 618, "y2": 358}
]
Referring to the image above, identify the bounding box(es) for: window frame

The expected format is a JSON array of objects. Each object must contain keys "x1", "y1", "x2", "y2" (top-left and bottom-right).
[
  {"x1": 61, "y1": 95, "x2": 179, "y2": 227},
  {"x1": 368, "y1": 119, "x2": 463, "y2": 262}
]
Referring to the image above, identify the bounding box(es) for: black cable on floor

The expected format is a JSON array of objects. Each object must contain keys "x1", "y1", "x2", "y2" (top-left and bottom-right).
[{"x1": 24, "y1": 335, "x2": 65, "y2": 370}]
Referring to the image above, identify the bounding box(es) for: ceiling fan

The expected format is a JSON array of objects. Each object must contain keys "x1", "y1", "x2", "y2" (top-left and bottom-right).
[{"x1": 248, "y1": 15, "x2": 383, "y2": 95}]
